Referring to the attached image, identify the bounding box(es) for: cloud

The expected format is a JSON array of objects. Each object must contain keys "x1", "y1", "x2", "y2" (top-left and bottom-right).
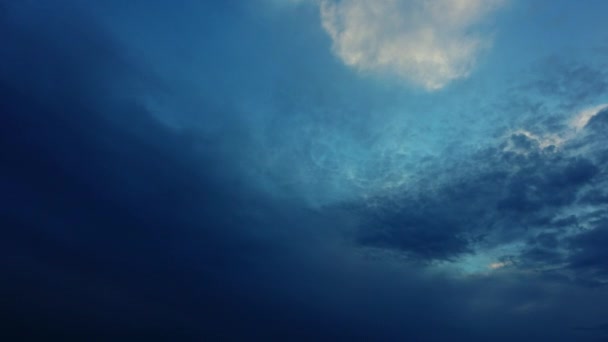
[
  {"x1": 571, "y1": 103, "x2": 608, "y2": 131},
  {"x1": 319, "y1": 0, "x2": 504, "y2": 90},
  {"x1": 586, "y1": 107, "x2": 608, "y2": 131},
  {"x1": 489, "y1": 261, "x2": 512, "y2": 269},
  {"x1": 566, "y1": 220, "x2": 608, "y2": 285},
  {"x1": 5, "y1": 2, "x2": 608, "y2": 341},
  {"x1": 502, "y1": 130, "x2": 564, "y2": 154},
  {"x1": 349, "y1": 95, "x2": 608, "y2": 282}
]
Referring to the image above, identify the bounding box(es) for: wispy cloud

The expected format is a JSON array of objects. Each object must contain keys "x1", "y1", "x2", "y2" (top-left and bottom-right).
[
  {"x1": 571, "y1": 103, "x2": 608, "y2": 131},
  {"x1": 319, "y1": 0, "x2": 504, "y2": 90}
]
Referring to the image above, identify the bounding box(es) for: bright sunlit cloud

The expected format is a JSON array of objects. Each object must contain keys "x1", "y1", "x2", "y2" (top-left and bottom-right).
[
  {"x1": 489, "y1": 261, "x2": 512, "y2": 270},
  {"x1": 570, "y1": 103, "x2": 608, "y2": 131},
  {"x1": 319, "y1": 0, "x2": 504, "y2": 90}
]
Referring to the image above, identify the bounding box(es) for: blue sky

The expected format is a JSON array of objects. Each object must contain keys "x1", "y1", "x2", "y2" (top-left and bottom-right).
[{"x1": 2, "y1": 1, "x2": 608, "y2": 340}]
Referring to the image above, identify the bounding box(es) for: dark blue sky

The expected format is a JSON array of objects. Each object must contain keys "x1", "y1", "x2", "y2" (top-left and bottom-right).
[{"x1": 2, "y1": 1, "x2": 608, "y2": 341}]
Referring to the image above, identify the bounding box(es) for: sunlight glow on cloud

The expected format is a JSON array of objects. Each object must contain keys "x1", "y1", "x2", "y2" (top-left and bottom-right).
[
  {"x1": 489, "y1": 261, "x2": 511, "y2": 270},
  {"x1": 570, "y1": 103, "x2": 608, "y2": 131},
  {"x1": 319, "y1": 0, "x2": 504, "y2": 90},
  {"x1": 502, "y1": 103, "x2": 608, "y2": 157}
]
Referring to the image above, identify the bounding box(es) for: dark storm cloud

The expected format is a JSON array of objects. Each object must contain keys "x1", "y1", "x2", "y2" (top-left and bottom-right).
[
  {"x1": 588, "y1": 107, "x2": 608, "y2": 130},
  {"x1": 352, "y1": 48, "x2": 608, "y2": 280},
  {"x1": 3, "y1": 2, "x2": 608, "y2": 341},
  {"x1": 498, "y1": 156, "x2": 599, "y2": 213},
  {"x1": 0, "y1": 4, "x2": 470, "y2": 340},
  {"x1": 354, "y1": 111, "x2": 608, "y2": 284},
  {"x1": 0, "y1": 3, "x2": 309, "y2": 339},
  {"x1": 357, "y1": 204, "x2": 472, "y2": 261},
  {"x1": 567, "y1": 219, "x2": 608, "y2": 277},
  {"x1": 581, "y1": 189, "x2": 608, "y2": 205}
]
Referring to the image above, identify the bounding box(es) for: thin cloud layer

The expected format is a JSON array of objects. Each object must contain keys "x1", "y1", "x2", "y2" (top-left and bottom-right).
[{"x1": 320, "y1": 0, "x2": 504, "y2": 90}]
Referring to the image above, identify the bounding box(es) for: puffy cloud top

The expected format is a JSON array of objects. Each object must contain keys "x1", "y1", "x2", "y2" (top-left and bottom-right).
[{"x1": 320, "y1": 0, "x2": 504, "y2": 90}]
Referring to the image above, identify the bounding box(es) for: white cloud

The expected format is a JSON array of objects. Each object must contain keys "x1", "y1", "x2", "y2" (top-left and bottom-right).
[
  {"x1": 319, "y1": 0, "x2": 504, "y2": 90},
  {"x1": 570, "y1": 103, "x2": 608, "y2": 131}
]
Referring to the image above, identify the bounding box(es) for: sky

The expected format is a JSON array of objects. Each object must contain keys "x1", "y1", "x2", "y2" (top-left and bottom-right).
[{"x1": 2, "y1": 0, "x2": 608, "y2": 340}]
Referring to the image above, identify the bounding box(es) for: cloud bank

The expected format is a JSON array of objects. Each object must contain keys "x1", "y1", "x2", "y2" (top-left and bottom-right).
[
  {"x1": 320, "y1": 0, "x2": 504, "y2": 90},
  {"x1": 3, "y1": 1, "x2": 608, "y2": 341}
]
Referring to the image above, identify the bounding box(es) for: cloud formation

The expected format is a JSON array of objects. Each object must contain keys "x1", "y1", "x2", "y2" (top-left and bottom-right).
[
  {"x1": 571, "y1": 103, "x2": 608, "y2": 130},
  {"x1": 352, "y1": 93, "x2": 608, "y2": 285},
  {"x1": 4, "y1": 1, "x2": 608, "y2": 341},
  {"x1": 320, "y1": 0, "x2": 504, "y2": 90}
]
